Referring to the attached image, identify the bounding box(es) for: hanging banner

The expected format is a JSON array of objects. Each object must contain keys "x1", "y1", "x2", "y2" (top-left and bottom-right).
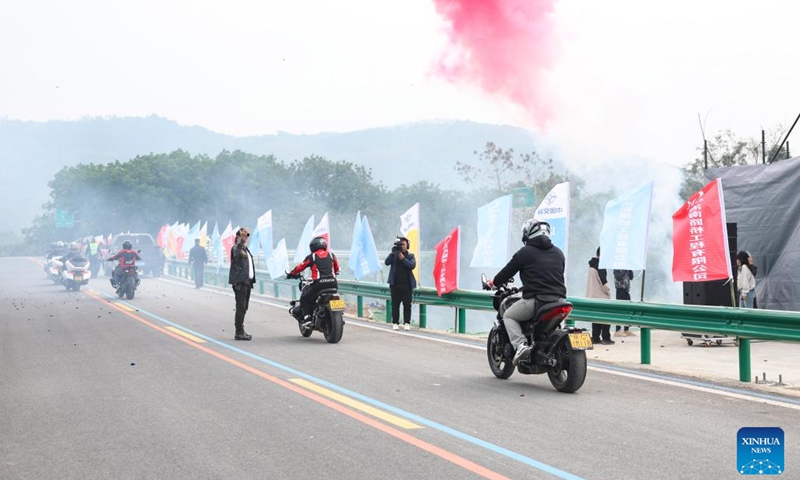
[
  {"x1": 432, "y1": 226, "x2": 461, "y2": 296},
  {"x1": 598, "y1": 181, "x2": 654, "y2": 270},
  {"x1": 470, "y1": 194, "x2": 512, "y2": 268},
  {"x1": 672, "y1": 178, "x2": 732, "y2": 282},
  {"x1": 535, "y1": 182, "x2": 570, "y2": 272},
  {"x1": 400, "y1": 203, "x2": 421, "y2": 284}
]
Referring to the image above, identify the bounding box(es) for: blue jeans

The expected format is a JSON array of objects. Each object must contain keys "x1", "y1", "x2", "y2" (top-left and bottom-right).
[{"x1": 739, "y1": 292, "x2": 754, "y2": 308}]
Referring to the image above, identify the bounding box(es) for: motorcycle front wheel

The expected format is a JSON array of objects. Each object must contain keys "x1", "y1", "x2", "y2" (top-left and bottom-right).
[
  {"x1": 298, "y1": 321, "x2": 313, "y2": 337},
  {"x1": 547, "y1": 343, "x2": 587, "y2": 393},
  {"x1": 323, "y1": 310, "x2": 344, "y2": 344},
  {"x1": 487, "y1": 326, "x2": 515, "y2": 379}
]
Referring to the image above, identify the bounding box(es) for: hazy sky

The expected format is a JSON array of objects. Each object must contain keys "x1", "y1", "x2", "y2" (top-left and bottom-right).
[{"x1": 1, "y1": 0, "x2": 798, "y2": 168}]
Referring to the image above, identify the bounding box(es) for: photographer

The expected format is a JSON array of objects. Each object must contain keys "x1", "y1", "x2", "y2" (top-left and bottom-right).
[
  {"x1": 384, "y1": 236, "x2": 417, "y2": 331},
  {"x1": 228, "y1": 227, "x2": 255, "y2": 341}
]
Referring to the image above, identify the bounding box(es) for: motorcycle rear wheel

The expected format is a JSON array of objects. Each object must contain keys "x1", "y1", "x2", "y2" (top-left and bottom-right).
[
  {"x1": 487, "y1": 326, "x2": 515, "y2": 379},
  {"x1": 547, "y1": 343, "x2": 587, "y2": 393},
  {"x1": 323, "y1": 310, "x2": 344, "y2": 344}
]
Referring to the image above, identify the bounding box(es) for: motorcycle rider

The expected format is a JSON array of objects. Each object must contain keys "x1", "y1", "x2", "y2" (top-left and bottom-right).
[
  {"x1": 286, "y1": 236, "x2": 340, "y2": 328},
  {"x1": 107, "y1": 240, "x2": 142, "y2": 288},
  {"x1": 58, "y1": 242, "x2": 86, "y2": 271},
  {"x1": 486, "y1": 219, "x2": 567, "y2": 366}
]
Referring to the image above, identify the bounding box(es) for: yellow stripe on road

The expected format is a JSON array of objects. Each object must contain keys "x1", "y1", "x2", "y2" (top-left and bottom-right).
[
  {"x1": 115, "y1": 303, "x2": 136, "y2": 312},
  {"x1": 290, "y1": 378, "x2": 422, "y2": 430},
  {"x1": 164, "y1": 326, "x2": 206, "y2": 343}
]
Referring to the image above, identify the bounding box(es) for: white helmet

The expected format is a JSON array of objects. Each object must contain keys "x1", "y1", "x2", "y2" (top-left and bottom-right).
[
  {"x1": 521, "y1": 218, "x2": 551, "y2": 244},
  {"x1": 69, "y1": 242, "x2": 80, "y2": 251}
]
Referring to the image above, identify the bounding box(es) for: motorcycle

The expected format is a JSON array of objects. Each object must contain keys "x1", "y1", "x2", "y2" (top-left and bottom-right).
[
  {"x1": 60, "y1": 255, "x2": 92, "y2": 291},
  {"x1": 45, "y1": 257, "x2": 63, "y2": 284},
  {"x1": 482, "y1": 274, "x2": 592, "y2": 393},
  {"x1": 285, "y1": 273, "x2": 345, "y2": 343},
  {"x1": 114, "y1": 266, "x2": 140, "y2": 300}
]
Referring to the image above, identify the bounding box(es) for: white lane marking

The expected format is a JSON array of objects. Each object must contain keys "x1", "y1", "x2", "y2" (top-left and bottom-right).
[{"x1": 155, "y1": 276, "x2": 800, "y2": 410}]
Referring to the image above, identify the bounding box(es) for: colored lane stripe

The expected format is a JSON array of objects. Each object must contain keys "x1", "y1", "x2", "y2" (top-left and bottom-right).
[
  {"x1": 165, "y1": 326, "x2": 206, "y2": 343},
  {"x1": 115, "y1": 302, "x2": 136, "y2": 312},
  {"x1": 290, "y1": 378, "x2": 422, "y2": 430},
  {"x1": 83, "y1": 290, "x2": 511, "y2": 480}
]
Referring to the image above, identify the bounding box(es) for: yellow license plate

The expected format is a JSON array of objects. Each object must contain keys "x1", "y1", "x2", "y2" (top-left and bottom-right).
[
  {"x1": 568, "y1": 332, "x2": 593, "y2": 350},
  {"x1": 329, "y1": 298, "x2": 346, "y2": 311}
]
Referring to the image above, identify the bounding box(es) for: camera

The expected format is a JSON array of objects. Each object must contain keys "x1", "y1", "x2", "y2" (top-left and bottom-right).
[{"x1": 391, "y1": 239, "x2": 403, "y2": 254}]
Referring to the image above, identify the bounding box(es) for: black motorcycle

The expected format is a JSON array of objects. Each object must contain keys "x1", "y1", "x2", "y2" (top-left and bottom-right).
[
  {"x1": 482, "y1": 274, "x2": 592, "y2": 393},
  {"x1": 115, "y1": 266, "x2": 139, "y2": 300},
  {"x1": 286, "y1": 274, "x2": 345, "y2": 343}
]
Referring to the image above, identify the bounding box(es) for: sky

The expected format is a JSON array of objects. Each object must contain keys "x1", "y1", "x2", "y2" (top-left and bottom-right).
[{"x1": 1, "y1": 0, "x2": 798, "y2": 169}]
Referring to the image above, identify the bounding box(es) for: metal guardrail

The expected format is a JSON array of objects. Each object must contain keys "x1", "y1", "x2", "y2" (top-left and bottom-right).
[{"x1": 166, "y1": 259, "x2": 800, "y2": 382}]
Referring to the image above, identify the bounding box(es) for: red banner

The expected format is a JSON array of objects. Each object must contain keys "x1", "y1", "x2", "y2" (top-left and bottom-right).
[
  {"x1": 156, "y1": 224, "x2": 168, "y2": 248},
  {"x1": 433, "y1": 226, "x2": 460, "y2": 296},
  {"x1": 672, "y1": 178, "x2": 732, "y2": 282}
]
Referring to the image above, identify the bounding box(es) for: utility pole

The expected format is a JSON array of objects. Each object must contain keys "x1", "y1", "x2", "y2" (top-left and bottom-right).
[
  {"x1": 704, "y1": 139, "x2": 708, "y2": 170},
  {"x1": 762, "y1": 129, "x2": 766, "y2": 164}
]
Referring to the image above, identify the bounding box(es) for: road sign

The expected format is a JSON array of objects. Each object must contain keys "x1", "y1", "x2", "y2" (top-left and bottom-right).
[{"x1": 55, "y1": 209, "x2": 74, "y2": 228}]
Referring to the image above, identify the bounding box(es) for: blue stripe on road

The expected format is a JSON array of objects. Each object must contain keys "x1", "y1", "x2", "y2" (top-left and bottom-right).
[{"x1": 104, "y1": 293, "x2": 585, "y2": 480}]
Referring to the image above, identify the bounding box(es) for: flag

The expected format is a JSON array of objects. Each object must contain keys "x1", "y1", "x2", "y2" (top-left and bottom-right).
[
  {"x1": 199, "y1": 221, "x2": 208, "y2": 247},
  {"x1": 348, "y1": 211, "x2": 362, "y2": 271},
  {"x1": 249, "y1": 227, "x2": 261, "y2": 262},
  {"x1": 534, "y1": 182, "x2": 570, "y2": 274},
  {"x1": 672, "y1": 178, "x2": 732, "y2": 282},
  {"x1": 212, "y1": 222, "x2": 222, "y2": 273},
  {"x1": 156, "y1": 223, "x2": 168, "y2": 248},
  {"x1": 432, "y1": 226, "x2": 461, "y2": 296},
  {"x1": 598, "y1": 181, "x2": 654, "y2": 271},
  {"x1": 182, "y1": 220, "x2": 201, "y2": 256},
  {"x1": 470, "y1": 194, "x2": 513, "y2": 268},
  {"x1": 221, "y1": 221, "x2": 234, "y2": 263},
  {"x1": 312, "y1": 212, "x2": 330, "y2": 249},
  {"x1": 256, "y1": 210, "x2": 274, "y2": 260},
  {"x1": 267, "y1": 239, "x2": 290, "y2": 280},
  {"x1": 353, "y1": 216, "x2": 381, "y2": 280},
  {"x1": 400, "y1": 203, "x2": 421, "y2": 284},
  {"x1": 294, "y1": 215, "x2": 315, "y2": 264}
]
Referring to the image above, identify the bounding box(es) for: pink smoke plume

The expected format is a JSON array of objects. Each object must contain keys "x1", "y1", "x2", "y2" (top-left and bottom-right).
[{"x1": 432, "y1": 0, "x2": 559, "y2": 127}]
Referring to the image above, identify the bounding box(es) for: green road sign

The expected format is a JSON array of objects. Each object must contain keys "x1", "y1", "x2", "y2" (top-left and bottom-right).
[
  {"x1": 510, "y1": 187, "x2": 535, "y2": 208},
  {"x1": 55, "y1": 209, "x2": 74, "y2": 228}
]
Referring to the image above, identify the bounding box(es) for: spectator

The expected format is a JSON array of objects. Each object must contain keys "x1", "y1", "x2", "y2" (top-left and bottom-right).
[
  {"x1": 188, "y1": 238, "x2": 208, "y2": 289},
  {"x1": 746, "y1": 252, "x2": 758, "y2": 309},
  {"x1": 586, "y1": 247, "x2": 613, "y2": 345},
  {"x1": 385, "y1": 236, "x2": 417, "y2": 331},
  {"x1": 228, "y1": 228, "x2": 255, "y2": 341},
  {"x1": 613, "y1": 269, "x2": 635, "y2": 337},
  {"x1": 737, "y1": 251, "x2": 756, "y2": 308}
]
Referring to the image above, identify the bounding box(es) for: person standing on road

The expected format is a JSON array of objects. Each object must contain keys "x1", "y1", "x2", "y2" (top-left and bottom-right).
[
  {"x1": 188, "y1": 238, "x2": 208, "y2": 289},
  {"x1": 385, "y1": 236, "x2": 417, "y2": 331},
  {"x1": 613, "y1": 269, "x2": 635, "y2": 337},
  {"x1": 737, "y1": 251, "x2": 756, "y2": 308},
  {"x1": 586, "y1": 247, "x2": 613, "y2": 345},
  {"x1": 229, "y1": 228, "x2": 255, "y2": 341}
]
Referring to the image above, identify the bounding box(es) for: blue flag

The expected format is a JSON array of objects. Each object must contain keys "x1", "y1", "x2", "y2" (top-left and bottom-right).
[
  {"x1": 599, "y1": 181, "x2": 654, "y2": 271},
  {"x1": 348, "y1": 211, "x2": 362, "y2": 271},
  {"x1": 470, "y1": 194, "x2": 512, "y2": 268},
  {"x1": 249, "y1": 227, "x2": 260, "y2": 262},
  {"x1": 293, "y1": 215, "x2": 315, "y2": 264},
  {"x1": 353, "y1": 216, "x2": 381, "y2": 280}
]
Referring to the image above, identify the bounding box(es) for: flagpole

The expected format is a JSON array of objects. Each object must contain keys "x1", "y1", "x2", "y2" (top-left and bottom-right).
[
  {"x1": 640, "y1": 270, "x2": 646, "y2": 302},
  {"x1": 729, "y1": 279, "x2": 736, "y2": 307}
]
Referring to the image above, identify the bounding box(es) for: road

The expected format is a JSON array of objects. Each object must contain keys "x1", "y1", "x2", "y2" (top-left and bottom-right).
[{"x1": 2, "y1": 257, "x2": 797, "y2": 479}]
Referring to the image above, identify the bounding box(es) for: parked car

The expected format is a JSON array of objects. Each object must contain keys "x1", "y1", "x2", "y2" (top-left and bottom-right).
[{"x1": 111, "y1": 233, "x2": 163, "y2": 277}]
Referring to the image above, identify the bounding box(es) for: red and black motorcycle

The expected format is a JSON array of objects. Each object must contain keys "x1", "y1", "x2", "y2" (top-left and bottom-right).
[{"x1": 482, "y1": 274, "x2": 592, "y2": 393}]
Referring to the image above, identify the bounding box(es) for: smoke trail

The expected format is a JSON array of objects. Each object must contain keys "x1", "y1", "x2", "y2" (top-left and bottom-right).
[{"x1": 432, "y1": 0, "x2": 559, "y2": 127}]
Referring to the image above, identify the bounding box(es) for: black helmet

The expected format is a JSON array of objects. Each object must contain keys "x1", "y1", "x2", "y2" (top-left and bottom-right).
[
  {"x1": 123, "y1": 241, "x2": 132, "y2": 250},
  {"x1": 521, "y1": 218, "x2": 551, "y2": 244},
  {"x1": 309, "y1": 236, "x2": 327, "y2": 252}
]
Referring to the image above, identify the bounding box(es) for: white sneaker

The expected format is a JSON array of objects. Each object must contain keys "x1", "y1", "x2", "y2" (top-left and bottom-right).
[
  {"x1": 392, "y1": 324, "x2": 400, "y2": 331},
  {"x1": 403, "y1": 324, "x2": 411, "y2": 331},
  {"x1": 512, "y1": 343, "x2": 532, "y2": 366}
]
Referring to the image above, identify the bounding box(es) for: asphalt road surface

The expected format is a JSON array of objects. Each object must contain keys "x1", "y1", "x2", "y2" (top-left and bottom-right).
[{"x1": 2, "y1": 257, "x2": 798, "y2": 480}]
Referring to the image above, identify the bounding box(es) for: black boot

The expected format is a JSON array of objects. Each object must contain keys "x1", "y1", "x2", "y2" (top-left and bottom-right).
[{"x1": 235, "y1": 329, "x2": 252, "y2": 341}]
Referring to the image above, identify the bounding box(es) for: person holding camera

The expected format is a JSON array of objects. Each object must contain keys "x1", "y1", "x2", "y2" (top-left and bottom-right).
[
  {"x1": 228, "y1": 227, "x2": 255, "y2": 341},
  {"x1": 384, "y1": 236, "x2": 417, "y2": 331}
]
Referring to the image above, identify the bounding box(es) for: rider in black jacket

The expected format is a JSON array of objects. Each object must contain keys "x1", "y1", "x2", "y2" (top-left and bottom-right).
[{"x1": 487, "y1": 219, "x2": 567, "y2": 365}]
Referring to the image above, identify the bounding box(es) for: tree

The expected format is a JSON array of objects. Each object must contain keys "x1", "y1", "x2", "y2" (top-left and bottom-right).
[{"x1": 455, "y1": 142, "x2": 555, "y2": 194}]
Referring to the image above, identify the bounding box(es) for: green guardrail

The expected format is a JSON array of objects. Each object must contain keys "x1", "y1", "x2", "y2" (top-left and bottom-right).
[{"x1": 165, "y1": 259, "x2": 800, "y2": 383}]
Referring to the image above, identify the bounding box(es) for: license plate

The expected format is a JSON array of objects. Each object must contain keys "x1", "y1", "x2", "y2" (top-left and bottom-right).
[
  {"x1": 74, "y1": 275, "x2": 83, "y2": 281},
  {"x1": 568, "y1": 332, "x2": 593, "y2": 350},
  {"x1": 329, "y1": 298, "x2": 346, "y2": 311}
]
